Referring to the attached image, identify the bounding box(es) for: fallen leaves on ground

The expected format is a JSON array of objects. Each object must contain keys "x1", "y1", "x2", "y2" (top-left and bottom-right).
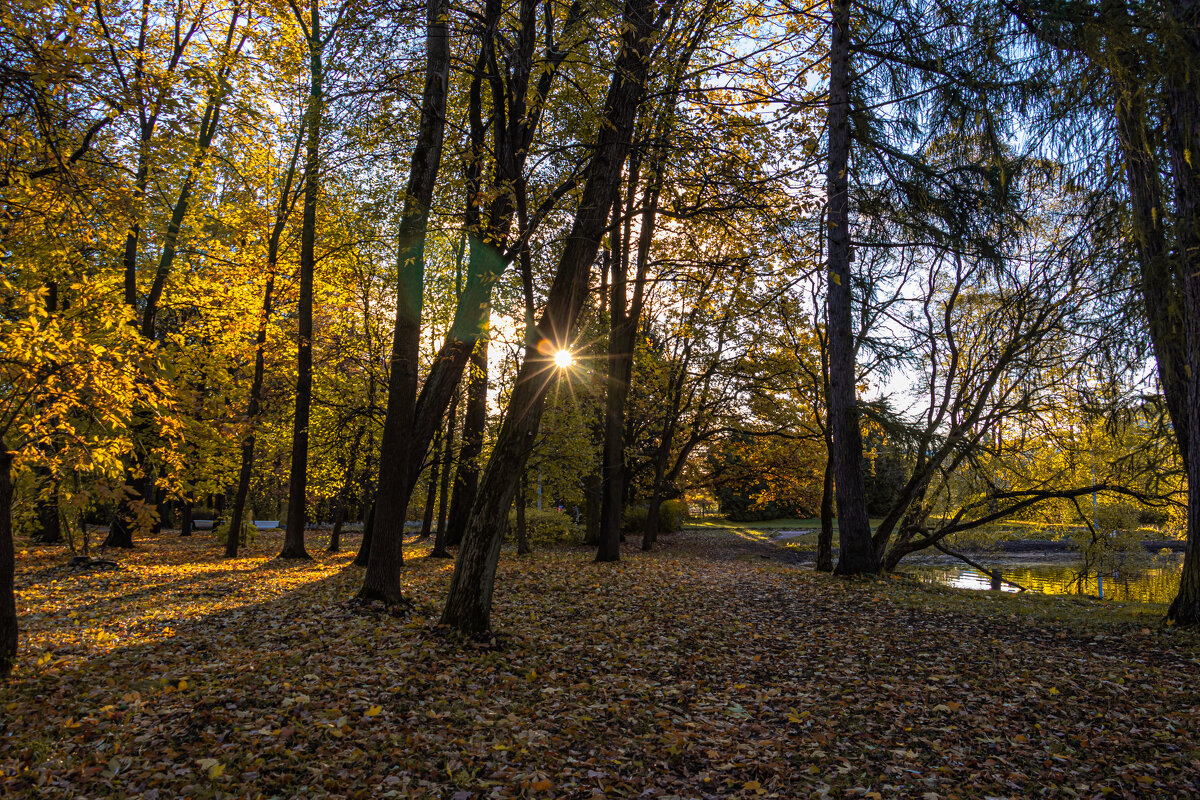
[{"x1": 2, "y1": 529, "x2": 1199, "y2": 799}]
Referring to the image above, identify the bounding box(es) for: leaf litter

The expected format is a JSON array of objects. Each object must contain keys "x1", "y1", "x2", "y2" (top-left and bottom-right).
[{"x1": 2, "y1": 528, "x2": 1199, "y2": 798}]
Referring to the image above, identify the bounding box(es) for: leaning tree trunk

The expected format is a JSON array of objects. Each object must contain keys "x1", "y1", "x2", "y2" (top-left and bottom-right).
[
  {"x1": 281, "y1": 4, "x2": 324, "y2": 561},
  {"x1": 440, "y1": 0, "x2": 663, "y2": 634},
  {"x1": 1165, "y1": 0, "x2": 1200, "y2": 625},
  {"x1": 0, "y1": 440, "x2": 16, "y2": 678},
  {"x1": 826, "y1": 0, "x2": 878, "y2": 576},
  {"x1": 358, "y1": 0, "x2": 451, "y2": 603}
]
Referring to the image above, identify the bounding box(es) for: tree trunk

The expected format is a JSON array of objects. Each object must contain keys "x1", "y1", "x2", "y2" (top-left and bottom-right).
[
  {"x1": 826, "y1": 0, "x2": 878, "y2": 576},
  {"x1": 584, "y1": 468, "x2": 602, "y2": 546},
  {"x1": 816, "y1": 455, "x2": 834, "y2": 571},
  {"x1": 598, "y1": 194, "x2": 631, "y2": 562},
  {"x1": 180, "y1": 501, "x2": 193, "y2": 537},
  {"x1": 1165, "y1": 0, "x2": 1200, "y2": 625},
  {"x1": 436, "y1": 391, "x2": 459, "y2": 540},
  {"x1": 354, "y1": 499, "x2": 376, "y2": 567},
  {"x1": 328, "y1": 501, "x2": 345, "y2": 553},
  {"x1": 32, "y1": 471, "x2": 62, "y2": 545},
  {"x1": 446, "y1": 331, "x2": 487, "y2": 547},
  {"x1": 281, "y1": 2, "x2": 324, "y2": 562},
  {"x1": 102, "y1": 474, "x2": 144, "y2": 548},
  {"x1": 440, "y1": 0, "x2": 663, "y2": 634},
  {"x1": 1111, "y1": 52, "x2": 1190, "y2": 470},
  {"x1": 358, "y1": 0, "x2": 451, "y2": 604},
  {"x1": 420, "y1": 427, "x2": 443, "y2": 540},
  {"x1": 515, "y1": 470, "x2": 531, "y2": 555},
  {"x1": 0, "y1": 439, "x2": 16, "y2": 678},
  {"x1": 643, "y1": 491, "x2": 662, "y2": 552},
  {"x1": 228, "y1": 275, "x2": 276, "y2": 558}
]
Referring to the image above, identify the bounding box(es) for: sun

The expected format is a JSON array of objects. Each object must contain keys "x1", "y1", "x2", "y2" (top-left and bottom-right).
[{"x1": 553, "y1": 349, "x2": 575, "y2": 369}]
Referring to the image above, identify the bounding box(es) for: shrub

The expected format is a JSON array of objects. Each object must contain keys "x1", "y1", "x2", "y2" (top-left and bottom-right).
[
  {"x1": 507, "y1": 508, "x2": 582, "y2": 546},
  {"x1": 623, "y1": 499, "x2": 689, "y2": 533},
  {"x1": 215, "y1": 517, "x2": 256, "y2": 549}
]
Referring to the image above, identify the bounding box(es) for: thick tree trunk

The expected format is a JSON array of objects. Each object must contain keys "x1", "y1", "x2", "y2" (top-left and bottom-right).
[
  {"x1": 0, "y1": 440, "x2": 16, "y2": 678},
  {"x1": 816, "y1": 456, "x2": 834, "y2": 571},
  {"x1": 1112, "y1": 57, "x2": 1190, "y2": 470},
  {"x1": 826, "y1": 0, "x2": 878, "y2": 576},
  {"x1": 1165, "y1": 0, "x2": 1200, "y2": 625},
  {"x1": 446, "y1": 332, "x2": 487, "y2": 547},
  {"x1": 358, "y1": 0, "x2": 451, "y2": 603},
  {"x1": 440, "y1": 0, "x2": 662, "y2": 633},
  {"x1": 281, "y1": 6, "x2": 323, "y2": 562}
]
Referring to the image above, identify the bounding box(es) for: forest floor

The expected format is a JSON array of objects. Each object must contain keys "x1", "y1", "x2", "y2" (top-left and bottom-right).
[{"x1": 2, "y1": 526, "x2": 1199, "y2": 799}]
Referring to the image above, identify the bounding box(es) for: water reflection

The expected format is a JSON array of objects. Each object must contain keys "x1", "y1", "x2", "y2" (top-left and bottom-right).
[{"x1": 903, "y1": 556, "x2": 1184, "y2": 605}]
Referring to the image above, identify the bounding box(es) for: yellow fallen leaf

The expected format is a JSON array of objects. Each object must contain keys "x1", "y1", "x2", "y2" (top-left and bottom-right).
[{"x1": 366, "y1": 705, "x2": 382, "y2": 717}]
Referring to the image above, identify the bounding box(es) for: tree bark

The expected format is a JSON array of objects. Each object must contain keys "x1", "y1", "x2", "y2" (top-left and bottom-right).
[
  {"x1": 440, "y1": 0, "x2": 664, "y2": 633},
  {"x1": 281, "y1": 1, "x2": 324, "y2": 561},
  {"x1": 0, "y1": 439, "x2": 16, "y2": 678},
  {"x1": 32, "y1": 470, "x2": 62, "y2": 545},
  {"x1": 515, "y1": 470, "x2": 531, "y2": 555},
  {"x1": 446, "y1": 329, "x2": 488, "y2": 547},
  {"x1": 436, "y1": 391, "x2": 459, "y2": 541},
  {"x1": 420, "y1": 427, "x2": 443, "y2": 540},
  {"x1": 358, "y1": 0, "x2": 451, "y2": 602},
  {"x1": 1165, "y1": 0, "x2": 1200, "y2": 625},
  {"x1": 180, "y1": 501, "x2": 193, "y2": 537},
  {"x1": 354, "y1": 499, "x2": 376, "y2": 567},
  {"x1": 227, "y1": 278, "x2": 273, "y2": 558},
  {"x1": 826, "y1": 0, "x2": 878, "y2": 575},
  {"x1": 816, "y1": 455, "x2": 834, "y2": 571}
]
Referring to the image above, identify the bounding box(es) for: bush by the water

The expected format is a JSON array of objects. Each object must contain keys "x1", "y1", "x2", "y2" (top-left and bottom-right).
[
  {"x1": 506, "y1": 508, "x2": 582, "y2": 545},
  {"x1": 622, "y1": 499, "x2": 689, "y2": 533}
]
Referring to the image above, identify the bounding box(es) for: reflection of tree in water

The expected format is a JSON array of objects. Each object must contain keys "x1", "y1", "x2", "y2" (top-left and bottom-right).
[{"x1": 907, "y1": 554, "x2": 1184, "y2": 604}]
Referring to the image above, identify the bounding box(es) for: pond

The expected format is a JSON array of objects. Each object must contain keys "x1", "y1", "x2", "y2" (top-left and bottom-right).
[{"x1": 902, "y1": 554, "x2": 1185, "y2": 605}]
